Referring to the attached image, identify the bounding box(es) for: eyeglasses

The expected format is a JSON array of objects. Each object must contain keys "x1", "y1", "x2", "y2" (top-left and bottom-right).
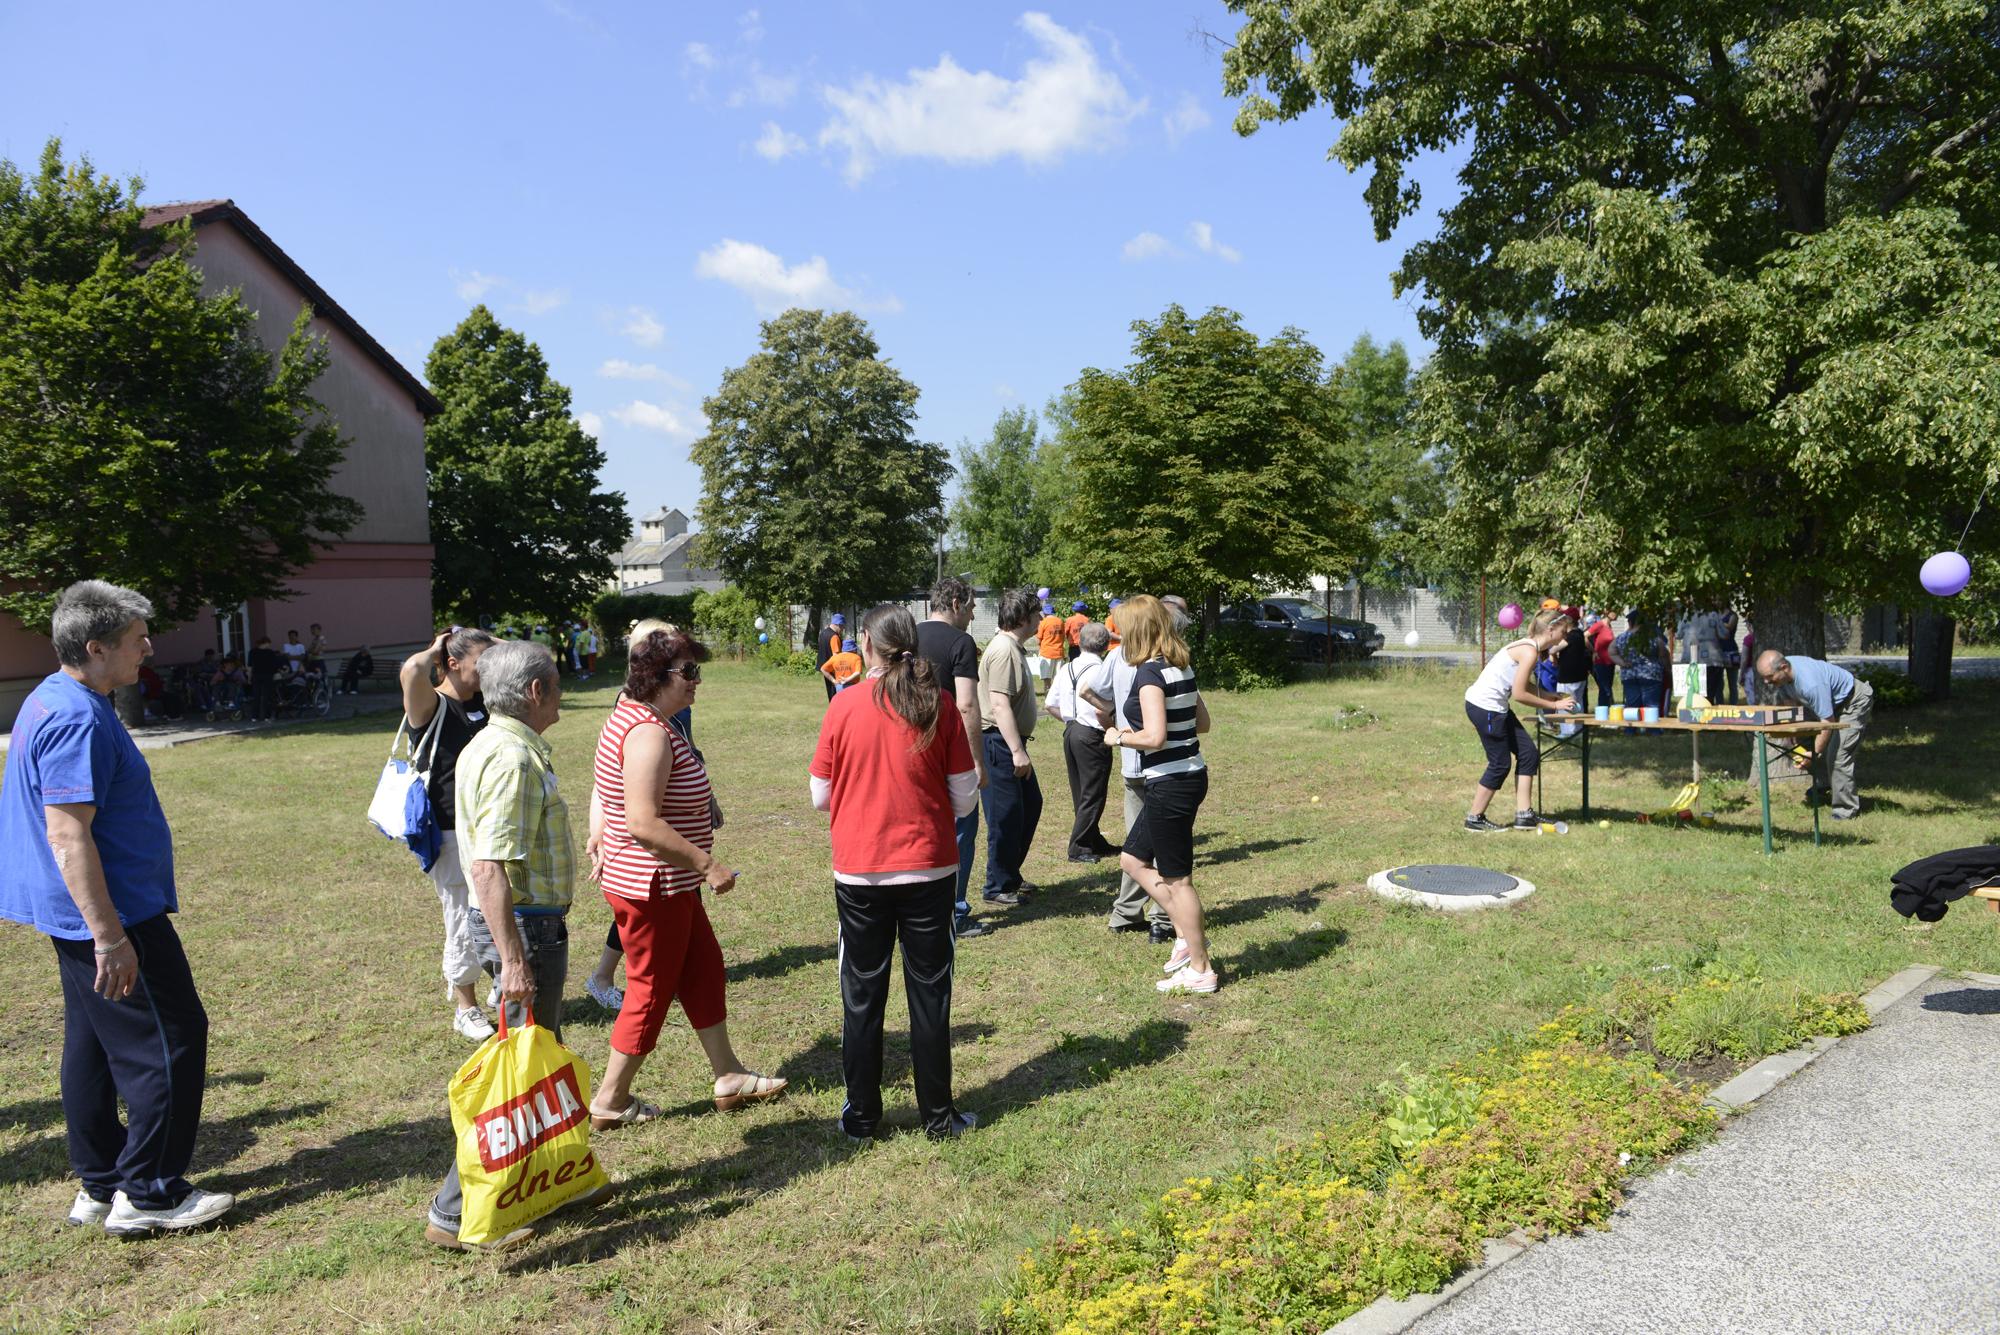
[{"x1": 669, "y1": 662, "x2": 702, "y2": 683}]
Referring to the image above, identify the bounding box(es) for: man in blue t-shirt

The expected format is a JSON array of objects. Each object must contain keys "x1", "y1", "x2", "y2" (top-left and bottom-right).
[
  {"x1": 1755, "y1": 650, "x2": 1875, "y2": 820},
  {"x1": 0, "y1": 581, "x2": 235, "y2": 1235}
]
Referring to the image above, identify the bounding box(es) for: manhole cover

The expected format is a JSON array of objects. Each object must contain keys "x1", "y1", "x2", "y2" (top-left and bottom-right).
[{"x1": 1367, "y1": 864, "x2": 1535, "y2": 911}]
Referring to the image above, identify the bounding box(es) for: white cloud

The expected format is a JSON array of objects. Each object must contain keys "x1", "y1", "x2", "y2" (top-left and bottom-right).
[
  {"x1": 452, "y1": 268, "x2": 505, "y2": 301},
  {"x1": 818, "y1": 12, "x2": 1144, "y2": 182},
  {"x1": 1164, "y1": 92, "x2": 1210, "y2": 146},
  {"x1": 620, "y1": 308, "x2": 666, "y2": 347},
  {"x1": 611, "y1": 400, "x2": 703, "y2": 437},
  {"x1": 685, "y1": 41, "x2": 718, "y2": 70},
  {"x1": 598, "y1": 360, "x2": 693, "y2": 391},
  {"x1": 995, "y1": 383, "x2": 1017, "y2": 399},
  {"x1": 515, "y1": 287, "x2": 570, "y2": 314},
  {"x1": 1188, "y1": 221, "x2": 1242, "y2": 263},
  {"x1": 576, "y1": 412, "x2": 604, "y2": 437},
  {"x1": 729, "y1": 62, "x2": 798, "y2": 108},
  {"x1": 738, "y1": 9, "x2": 764, "y2": 43},
  {"x1": 754, "y1": 121, "x2": 808, "y2": 161},
  {"x1": 1121, "y1": 231, "x2": 1180, "y2": 262},
  {"x1": 695, "y1": 239, "x2": 900, "y2": 314}
]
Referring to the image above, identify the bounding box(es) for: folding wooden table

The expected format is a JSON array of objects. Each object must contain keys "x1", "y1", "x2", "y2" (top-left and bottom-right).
[{"x1": 1534, "y1": 713, "x2": 1848, "y2": 854}]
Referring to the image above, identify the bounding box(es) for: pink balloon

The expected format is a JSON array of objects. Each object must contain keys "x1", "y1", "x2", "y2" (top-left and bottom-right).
[
  {"x1": 1497, "y1": 602, "x2": 1524, "y2": 629},
  {"x1": 1921, "y1": 551, "x2": 1971, "y2": 597}
]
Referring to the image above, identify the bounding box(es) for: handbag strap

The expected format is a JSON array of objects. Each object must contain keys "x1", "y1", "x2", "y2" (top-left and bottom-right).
[{"x1": 409, "y1": 694, "x2": 452, "y2": 774}]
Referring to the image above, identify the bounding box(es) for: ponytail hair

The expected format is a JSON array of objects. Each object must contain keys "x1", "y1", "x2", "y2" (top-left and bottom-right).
[
  {"x1": 1528, "y1": 607, "x2": 1574, "y2": 639},
  {"x1": 859, "y1": 603, "x2": 941, "y2": 751}
]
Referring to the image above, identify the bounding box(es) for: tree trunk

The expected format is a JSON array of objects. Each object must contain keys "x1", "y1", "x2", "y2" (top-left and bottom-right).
[
  {"x1": 113, "y1": 682, "x2": 144, "y2": 728},
  {"x1": 1749, "y1": 579, "x2": 1827, "y2": 664},
  {"x1": 1355, "y1": 568, "x2": 1366, "y2": 626},
  {"x1": 1908, "y1": 611, "x2": 1955, "y2": 701},
  {"x1": 1202, "y1": 587, "x2": 1222, "y2": 642}
]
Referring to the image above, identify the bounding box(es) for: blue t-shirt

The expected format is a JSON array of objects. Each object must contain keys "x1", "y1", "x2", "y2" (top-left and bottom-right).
[
  {"x1": 1775, "y1": 656, "x2": 1856, "y2": 720},
  {"x1": 0, "y1": 672, "x2": 177, "y2": 940}
]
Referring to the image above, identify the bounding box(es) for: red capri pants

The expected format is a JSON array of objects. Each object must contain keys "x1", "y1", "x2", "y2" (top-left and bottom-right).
[{"x1": 607, "y1": 890, "x2": 727, "y2": 1056}]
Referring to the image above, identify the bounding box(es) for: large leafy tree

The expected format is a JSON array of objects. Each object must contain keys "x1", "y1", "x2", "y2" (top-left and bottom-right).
[
  {"x1": 424, "y1": 306, "x2": 628, "y2": 625},
  {"x1": 1332, "y1": 334, "x2": 1447, "y2": 611},
  {"x1": 1221, "y1": 0, "x2": 2000, "y2": 678},
  {"x1": 949, "y1": 405, "x2": 1063, "y2": 590},
  {"x1": 1048, "y1": 304, "x2": 1370, "y2": 631},
  {"x1": 692, "y1": 308, "x2": 951, "y2": 643},
  {"x1": 0, "y1": 139, "x2": 362, "y2": 629}
]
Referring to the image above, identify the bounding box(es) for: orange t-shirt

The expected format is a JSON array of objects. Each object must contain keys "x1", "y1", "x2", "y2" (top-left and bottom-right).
[
  {"x1": 1105, "y1": 611, "x2": 1121, "y2": 647},
  {"x1": 824, "y1": 651, "x2": 864, "y2": 685},
  {"x1": 1064, "y1": 613, "x2": 1090, "y2": 647},
  {"x1": 1037, "y1": 614, "x2": 1066, "y2": 660}
]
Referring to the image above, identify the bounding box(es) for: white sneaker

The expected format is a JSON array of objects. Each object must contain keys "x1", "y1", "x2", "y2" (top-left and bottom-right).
[
  {"x1": 105, "y1": 1187, "x2": 235, "y2": 1236},
  {"x1": 584, "y1": 978, "x2": 624, "y2": 1011},
  {"x1": 67, "y1": 1190, "x2": 112, "y2": 1227},
  {"x1": 1156, "y1": 966, "x2": 1219, "y2": 995},
  {"x1": 454, "y1": 1006, "x2": 496, "y2": 1041},
  {"x1": 1161, "y1": 939, "x2": 1190, "y2": 974}
]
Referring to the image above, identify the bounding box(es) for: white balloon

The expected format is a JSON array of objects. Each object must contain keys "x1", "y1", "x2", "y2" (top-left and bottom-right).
[
  {"x1": 754, "y1": 617, "x2": 766, "y2": 630},
  {"x1": 1403, "y1": 630, "x2": 1421, "y2": 648}
]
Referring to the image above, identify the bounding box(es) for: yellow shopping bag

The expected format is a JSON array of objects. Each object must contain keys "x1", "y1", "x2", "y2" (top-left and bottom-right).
[{"x1": 447, "y1": 1004, "x2": 609, "y2": 1246}]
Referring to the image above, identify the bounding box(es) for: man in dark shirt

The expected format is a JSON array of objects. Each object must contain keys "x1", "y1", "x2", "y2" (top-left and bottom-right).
[
  {"x1": 816, "y1": 614, "x2": 847, "y2": 701},
  {"x1": 246, "y1": 637, "x2": 282, "y2": 721},
  {"x1": 916, "y1": 579, "x2": 990, "y2": 939},
  {"x1": 339, "y1": 645, "x2": 375, "y2": 695}
]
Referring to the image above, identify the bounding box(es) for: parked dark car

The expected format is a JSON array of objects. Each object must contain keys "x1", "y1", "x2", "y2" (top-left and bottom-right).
[{"x1": 1221, "y1": 598, "x2": 1384, "y2": 661}]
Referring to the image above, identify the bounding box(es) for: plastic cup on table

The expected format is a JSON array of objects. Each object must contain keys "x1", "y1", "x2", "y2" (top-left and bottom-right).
[
  {"x1": 1595, "y1": 705, "x2": 1610, "y2": 721},
  {"x1": 1644, "y1": 706, "x2": 1659, "y2": 723}
]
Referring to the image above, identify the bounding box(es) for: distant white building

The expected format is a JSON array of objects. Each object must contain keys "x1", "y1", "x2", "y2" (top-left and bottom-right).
[{"x1": 610, "y1": 507, "x2": 728, "y2": 594}]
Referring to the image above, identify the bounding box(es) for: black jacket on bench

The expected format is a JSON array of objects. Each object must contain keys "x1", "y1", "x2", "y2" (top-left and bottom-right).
[{"x1": 1889, "y1": 846, "x2": 2000, "y2": 922}]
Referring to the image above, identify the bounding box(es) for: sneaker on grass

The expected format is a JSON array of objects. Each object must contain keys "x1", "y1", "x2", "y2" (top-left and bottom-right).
[
  {"x1": 453, "y1": 1006, "x2": 496, "y2": 1042},
  {"x1": 1513, "y1": 809, "x2": 1540, "y2": 830},
  {"x1": 1156, "y1": 967, "x2": 1219, "y2": 995},
  {"x1": 1463, "y1": 814, "x2": 1508, "y2": 835},
  {"x1": 104, "y1": 1188, "x2": 235, "y2": 1237},
  {"x1": 66, "y1": 1190, "x2": 112, "y2": 1227},
  {"x1": 584, "y1": 978, "x2": 625, "y2": 1011},
  {"x1": 1161, "y1": 939, "x2": 1191, "y2": 974}
]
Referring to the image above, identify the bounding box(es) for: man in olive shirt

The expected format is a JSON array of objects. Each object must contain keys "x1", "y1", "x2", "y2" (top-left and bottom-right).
[{"x1": 979, "y1": 589, "x2": 1044, "y2": 906}]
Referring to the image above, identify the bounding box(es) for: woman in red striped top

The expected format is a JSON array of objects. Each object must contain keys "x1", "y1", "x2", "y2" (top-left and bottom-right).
[{"x1": 585, "y1": 629, "x2": 785, "y2": 1129}]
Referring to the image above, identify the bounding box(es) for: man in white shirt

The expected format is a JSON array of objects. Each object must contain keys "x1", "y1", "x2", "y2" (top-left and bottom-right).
[
  {"x1": 1047, "y1": 622, "x2": 1117, "y2": 864},
  {"x1": 1079, "y1": 616, "x2": 1172, "y2": 942}
]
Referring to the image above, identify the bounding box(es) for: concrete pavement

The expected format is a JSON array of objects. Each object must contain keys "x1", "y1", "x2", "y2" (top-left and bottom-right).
[{"x1": 1405, "y1": 971, "x2": 2000, "y2": 1335}]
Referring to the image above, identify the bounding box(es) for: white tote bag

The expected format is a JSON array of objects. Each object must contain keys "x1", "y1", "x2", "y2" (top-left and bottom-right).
[{"x1": 367, "y1": 705, "x2": 446, "y2": 841}]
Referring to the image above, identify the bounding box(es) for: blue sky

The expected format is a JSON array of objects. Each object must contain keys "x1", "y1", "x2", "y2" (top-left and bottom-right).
[{"x1": 2, "y1": 3, "x2": 1458, "y2": 532}]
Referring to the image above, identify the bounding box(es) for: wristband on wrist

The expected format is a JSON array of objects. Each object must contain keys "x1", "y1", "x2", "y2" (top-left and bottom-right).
[{"x1": 95, "y1": 936, "x2": 128, "y2": 956}]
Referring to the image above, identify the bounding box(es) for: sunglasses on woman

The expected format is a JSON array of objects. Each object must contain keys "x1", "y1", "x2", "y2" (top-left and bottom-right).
[{"x1": 668, "y1": 662, "x2": 702, "y2": 683}]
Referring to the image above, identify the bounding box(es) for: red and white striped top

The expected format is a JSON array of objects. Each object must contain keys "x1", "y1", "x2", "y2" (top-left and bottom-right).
[{"x1": 593, "y1": 696, "x2": 713, "y2": 900}]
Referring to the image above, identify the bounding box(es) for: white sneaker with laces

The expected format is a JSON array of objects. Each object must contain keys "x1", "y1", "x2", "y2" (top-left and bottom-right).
[
  {"x1": 1156, "y1": 966, "x2": 1219, "y2": 995},
  {"x1": 584, "y1": 978, "x2": 625, "y2": 1011},
  {"x1": 104, "y1": 1187, "x2": 235, "y2": 1236},
  {"x1": 1161, "y1": 939, "x2": 1190, "y2": 974},
  {"x1": 67, "y1": 1190, "x2": 112, "y2": 1227},
  {"x1": 454, "y1": 1006, "x2": 496, "y2": 1042}
]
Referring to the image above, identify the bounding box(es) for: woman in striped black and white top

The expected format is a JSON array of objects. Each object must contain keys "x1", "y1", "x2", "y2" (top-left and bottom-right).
[
  {"x1": 1102, "y1": 595, "x2": 1216, "y2": 994},
  {"x1": 584, "y1": 628, "x2": 785, "y2": 1130}
]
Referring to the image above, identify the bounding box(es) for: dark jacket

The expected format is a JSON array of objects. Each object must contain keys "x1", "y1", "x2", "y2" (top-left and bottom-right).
[{"x1": 1889, "y1": 846, "x2": 2000, "y2": 922}]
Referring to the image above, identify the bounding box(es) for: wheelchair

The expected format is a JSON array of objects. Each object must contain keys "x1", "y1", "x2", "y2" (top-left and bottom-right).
[{"x1": 274, "y1": 670, "x2": 333, "y2": 720}]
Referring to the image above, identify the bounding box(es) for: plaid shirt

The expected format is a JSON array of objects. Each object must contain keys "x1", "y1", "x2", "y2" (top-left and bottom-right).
[{"x1": 453, "y1": 714, "x2": 575, "y2": 911}]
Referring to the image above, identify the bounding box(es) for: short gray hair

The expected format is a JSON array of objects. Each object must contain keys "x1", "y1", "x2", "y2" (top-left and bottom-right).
[
  {"x1": 52, "y1": 581, "x2": 154, "y2": 668},
  {"x1": 478, "y1": 640, "x2": 559, "y2": 719},
  {"x1": 1079, "y1": 621, "x2": 1111, "y2": 654}
]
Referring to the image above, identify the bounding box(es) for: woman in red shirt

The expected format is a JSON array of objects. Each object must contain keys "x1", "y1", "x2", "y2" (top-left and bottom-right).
[
  {"x1": 811, "y1": 604, "x2": 980, "y2": 1140},
  {"x1": 586, "y1": 628, "x2": 786, "y2": 1129}
]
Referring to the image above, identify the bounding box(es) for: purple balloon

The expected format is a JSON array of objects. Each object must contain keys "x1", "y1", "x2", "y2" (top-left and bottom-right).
[
  {"x1": 1921, "y1": 550, "x2": 1972, "y2": 597},
  {"x1": 1497, "y1": 602, "x2": 1524, "y2": 629}
]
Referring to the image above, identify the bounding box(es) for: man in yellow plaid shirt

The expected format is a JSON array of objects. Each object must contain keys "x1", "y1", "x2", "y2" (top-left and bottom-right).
[{"x1": 425, "y1": 639, "x2": 611, "y2": 1252}]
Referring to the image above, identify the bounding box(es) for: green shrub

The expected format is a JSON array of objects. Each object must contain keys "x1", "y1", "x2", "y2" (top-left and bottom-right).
[
  {"x1": 590, "y1": 590, "x2": 699, "y2": 645},
  {"x1": 754, "y1": 642, "x2": 820, "y2": 676},
  {"x1": 1552, "y1": 961, "x2": 1871, "y2": 1062},
  {"x1": 1849, "y1": 663, "x2": 1926, "y2": 708},
  {"x1": 1196, "y1": 622, "x2": 1293, "y2": 692}
]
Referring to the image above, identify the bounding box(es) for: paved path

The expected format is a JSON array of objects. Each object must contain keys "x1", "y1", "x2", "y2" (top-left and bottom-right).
[
  {"x1": 1367, "y1": 650, "x2": 2000, "y2": 678},
  {"x1": 0, "y1": 689, "x2": 405, "y2": 752},
  {"x1": 1409, "y1": 972, "x2": 2000, "y2": 1335}
]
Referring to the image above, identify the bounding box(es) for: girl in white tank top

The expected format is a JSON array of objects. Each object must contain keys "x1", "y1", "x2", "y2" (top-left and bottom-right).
[{"x1": 1462, "y1": 610, "x2": 1577, "y2": 833}]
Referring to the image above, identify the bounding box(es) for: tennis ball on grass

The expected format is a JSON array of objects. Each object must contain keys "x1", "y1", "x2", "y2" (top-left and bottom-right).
[
  {"x1": 1311, "y1": 795, "x2": 1320, "y2": 804},
  {"x1": 1598, "y1": 819, "x2": 1611, "y2": 829}
]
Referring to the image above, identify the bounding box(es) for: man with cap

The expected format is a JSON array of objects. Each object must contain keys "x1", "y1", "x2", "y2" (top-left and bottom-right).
[
  {"x1": 1034, "y1": 602, "x2": 1067, "y2": 692},
  {"x1": 1755, "y1": 651, "x2": 1874, "y2": 820},
  {"x1": 1063, "y1": 602, "x2": 1091, "y2": 662},
  {"x1": 817, "y1": 615, "x2": 846, "y2": 701}
]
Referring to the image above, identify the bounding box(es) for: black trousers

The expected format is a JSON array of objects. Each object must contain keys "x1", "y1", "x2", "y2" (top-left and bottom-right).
[
  {"x1": 1466, "y1": 700, "x2": 1539, "y2": 790},
  {"x1": 835, "y1": 874, "x2": 958, "y2": 1138},
  {"x1": 1062, "y1": 719, "x2": 1116, "y2": 854},
  {"x1": 52, "y1": 913, "x2": 209, "y2": 1210}
]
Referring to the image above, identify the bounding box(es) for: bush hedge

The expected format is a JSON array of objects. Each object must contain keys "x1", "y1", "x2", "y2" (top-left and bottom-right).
[{"x1": 1195, "y1": 621, "x2": 1294, "y2": 692}]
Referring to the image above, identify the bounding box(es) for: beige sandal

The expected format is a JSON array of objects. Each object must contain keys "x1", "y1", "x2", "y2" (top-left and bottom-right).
[
  {"x1": 589, "y1": 1097, "x2": 662, "y2": 1131},
  {"x1": 714, "y1": 1071, "x2": 787, "y2": 1112}
]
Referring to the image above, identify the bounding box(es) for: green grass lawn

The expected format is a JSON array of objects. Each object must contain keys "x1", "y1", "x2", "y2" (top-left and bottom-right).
[{"x1": 3, "y1": 659, "x2": 1995, "y2": 1335}]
